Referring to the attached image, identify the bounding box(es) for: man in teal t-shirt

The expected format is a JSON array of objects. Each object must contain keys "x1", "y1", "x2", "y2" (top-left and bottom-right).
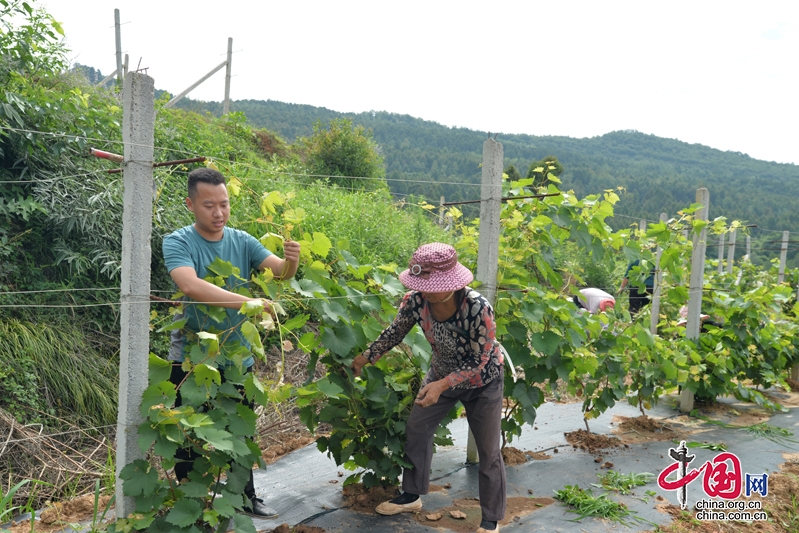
[
  {"x1": 162, "y1": 167, "x2": 300, "y2": 519},
  {"x1": 163, "y1": 223, "x2": 272, "y2": 368}
]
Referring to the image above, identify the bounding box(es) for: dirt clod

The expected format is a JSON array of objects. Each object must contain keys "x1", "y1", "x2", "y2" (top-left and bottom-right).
[
  {"x1": 565, "y1": 429, "x2": 622, "y2": 454},
  {"x1": 502, "y1": 446, "x2": 528, "y2": 465}
]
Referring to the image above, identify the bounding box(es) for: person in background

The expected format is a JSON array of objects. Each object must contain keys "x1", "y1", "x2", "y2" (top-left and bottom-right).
[
  {"x1": 572, "y1": 287, "x2": 615, "y2": 314},
  {"x1": 618, "y1": 259, "x2": 654, "y2": 315},
  {"x1": 676, "y1": 305, "x2": 721, "y2": 332},
  {"x1": 162, "y1": 167, "x2": 301, "y2": 519},
  {"x1": 350, "y1": 243, "x2": 506, "y2": 533}
]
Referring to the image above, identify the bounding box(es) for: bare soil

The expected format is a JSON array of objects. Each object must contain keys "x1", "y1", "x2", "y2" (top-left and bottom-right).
[
  {"x1": 564, "y1": 429, "x2": 623, "y2": 455},
  {"x1": 612, "y1": 414, "x2": 691, "y2": 444},
  {"x1": 414, "y1": 496, "x2": 555, "y2": 532},
  {"x1": 341, "y1": 483, "x2": 400, "y2": 514},
  {"x1": 261, "y1": 435, "x2": 317, "y2": 465},
  {"x1": 691, "y1": 397, "x2": 771, "y2": 426},
  {"x1": 762, "y1": 385, "x2": 799, "y2": 408},
  {"x1": 785, "y1": 378, "x2": 799, "y2": 392},
  {"x1": 7, "y1": 494, "x2": 113, "y2": 533}
]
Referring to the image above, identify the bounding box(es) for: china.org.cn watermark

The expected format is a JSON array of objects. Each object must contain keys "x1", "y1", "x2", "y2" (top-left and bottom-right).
[
  {"x1": 694, "y1": 498, "x2": 766, "y2": 521},
  {"x1": 657, "y1": 441, "x2": 769, "y2": 522}
]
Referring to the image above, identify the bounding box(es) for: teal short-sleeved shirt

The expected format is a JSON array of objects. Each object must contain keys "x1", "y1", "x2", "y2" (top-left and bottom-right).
[
  {"x1": 625, "y1": 259, "x2": 655, "y2": 288},
  {"x1": 163, "y1": 225, "x2": 272, "y2": 367}
]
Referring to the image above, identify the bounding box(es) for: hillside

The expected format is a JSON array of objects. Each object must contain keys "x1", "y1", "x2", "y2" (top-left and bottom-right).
[{"x1": 170, "y1": 96, "x2": 799, "y2": 237}]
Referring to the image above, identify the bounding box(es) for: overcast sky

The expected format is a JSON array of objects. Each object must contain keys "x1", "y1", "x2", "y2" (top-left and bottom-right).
[{"x1": 40, "y1": 0, "x2": 799, "y2": 165}]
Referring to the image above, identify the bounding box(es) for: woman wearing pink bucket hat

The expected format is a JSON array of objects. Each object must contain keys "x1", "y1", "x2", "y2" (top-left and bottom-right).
[{"x1": 351, "y1": 243, "x2": 506, "y2": 533}]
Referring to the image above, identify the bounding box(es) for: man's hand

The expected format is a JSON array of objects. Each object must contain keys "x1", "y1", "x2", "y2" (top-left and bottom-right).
[
  {"x1": 258, "y1": 297, "x2": 275, "y2": 317},
  {"x1": 246, "y1": 297, "x2": 277, "y2": 330},
  {"x1": 351, "y1": 354, "x2": 369, "y2": 378},
  {"x1": 415, "y1": 380, "x2": 449, "y2": 408},
  {"x1": 283, "y1": 239, "x2": 300, "y2": 263}
]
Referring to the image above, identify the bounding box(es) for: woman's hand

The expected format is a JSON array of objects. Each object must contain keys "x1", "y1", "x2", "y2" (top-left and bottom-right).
[
  {"x1": 351, "y1": 354, "x2": 369, "y2": 378},
  {"x1": 415, "y1": 379, "x2": 449, "y2": 408}
]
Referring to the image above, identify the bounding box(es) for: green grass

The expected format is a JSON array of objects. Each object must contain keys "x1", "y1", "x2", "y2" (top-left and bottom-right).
[
  {"x1": 671, "y1": 439, "x2": 728, "y2": 451},
  {"x1": 691, "y1": 412, "x2": 799, "y2": 447},
  {"x1": 554, "y1": 484, "x2": 654, "y2": 526},
  {"x1": 0, "y1": 319, "x2": 118, "y2": 427},
  {"x1": 744, "y1": 422, "x2": 799, "y2": 447},
  {"x1": 592, "y1": 471, "x2": 654, "y2": 495}
]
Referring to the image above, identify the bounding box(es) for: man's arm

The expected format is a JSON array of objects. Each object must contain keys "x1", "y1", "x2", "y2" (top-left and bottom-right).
[
  {"x1": 258, "y1": 240, "x2": 300, "y2": 280},
  {"x1": 617, "y1": 277, "x2": 628, "y2": 295},
  {"x1": 170, "y1": 266, "x2": 263, "y2": 309}
]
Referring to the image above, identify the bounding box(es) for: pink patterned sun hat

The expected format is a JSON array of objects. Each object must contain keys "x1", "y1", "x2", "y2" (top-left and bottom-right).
[{"x1": 398, "y1": 243, "x2": 473, "y2": 293}]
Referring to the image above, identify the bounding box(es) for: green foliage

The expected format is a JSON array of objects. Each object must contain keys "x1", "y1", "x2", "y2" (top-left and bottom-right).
[
  {"x1": 292, "y1": 245, "x2": 456, "y2": 488},
  {"x1": 119, "y1": 295, "x2": 276, "y2": 530},
  {"x1": 7, "y1": 3, "x2": 799, "y2": 521},
  {"x1": 526, "y1": 156, "x2": 564, "y2": 189},
  {"x1": 503, "y1": 164, "x2": 521, "y2": 181},
  {"x1": 292, "y1": 187, "x2": 450, "y2": 266},
  {"x1": 298, "y1": 118, "x2": 387, "y2": 192},
  {"x1": 172, "y1": 98, "x2": 799, "y2": 256},
  {"x1": 0, "y1": 0, "x2": 66, "y2": 79}
]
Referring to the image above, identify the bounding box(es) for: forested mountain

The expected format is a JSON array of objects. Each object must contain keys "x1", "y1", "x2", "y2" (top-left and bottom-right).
[{"x1": 168, "y1": 96, "x2": 799, "y2": 236}]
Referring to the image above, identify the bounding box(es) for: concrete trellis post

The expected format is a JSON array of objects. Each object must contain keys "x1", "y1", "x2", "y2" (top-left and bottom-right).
[
  {"x1": 223, "y1": 37, "x2": 233, "y2": 115},
  {"x1": 467, "y1": 138, "x2": 503, "y2": 464},
  {"x1": 778, "y1": 231, "x2": 789, "y2": 283},
  {"x1": 681, "y1": 188, "x2": 709, "y2": 413},
  {"x1": 439, "y1": 196, "x2": 445, "y2": 226},
  {"x1": 717, "y1": 233, "x2": 725, "y2": 273},
  {"x1": 114, "y1": 9, "x2": 123, "y2": 86},
  {"x1": 476, "y1": 138, "x2": 503, "y2": 307},
  {"x1": 650, "y1": 213, "x2": 667, "y2": 335},
  {"x1": 166, "y1": 39, "x2": 233, "y2": 109},
  {"x1": 726, "y1": 229, "x2": 736, "y2": 275},
  {"x1": 115, "y1": 72, "x2": 155, "y2": 518}
]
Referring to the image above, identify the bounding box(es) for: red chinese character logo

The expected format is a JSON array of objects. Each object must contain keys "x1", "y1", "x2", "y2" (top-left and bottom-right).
[
  {"x1": 703, "y1": 452, "x2": 742, "y2": 499},
  {"x1": 657, "y1": 442, "x2": 743, "y2": 508}
]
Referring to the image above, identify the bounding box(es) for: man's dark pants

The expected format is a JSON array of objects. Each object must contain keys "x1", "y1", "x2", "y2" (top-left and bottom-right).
[{"x1": 169, "y1": 363, "x2": 256, "y2": 499}]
